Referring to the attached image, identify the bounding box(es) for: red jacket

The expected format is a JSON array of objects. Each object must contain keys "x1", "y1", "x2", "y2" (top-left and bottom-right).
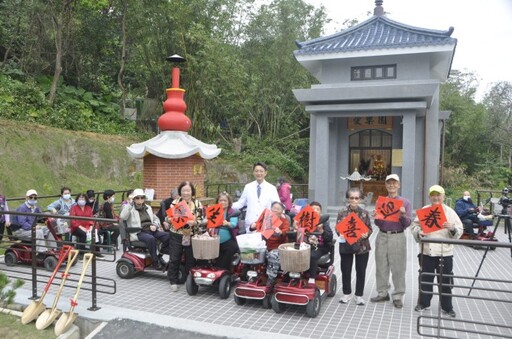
[
  {"x1": 70, "y1": 205, "x2": 93, "y2": 233},
  {"x1": 264, "y1": 216, "x2": 290, "y2": 251}
]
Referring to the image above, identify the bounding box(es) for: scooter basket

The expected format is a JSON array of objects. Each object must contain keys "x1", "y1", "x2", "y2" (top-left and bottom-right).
[
  {"x1": 239, "y1": 247, "x2": 267, "y2": 264},
  {"x1": 278, "y1": 243, "x2": 311, "y2": 273},
  {"x1": 191, "y1": 236, "x2": 220, "y2": 260}
]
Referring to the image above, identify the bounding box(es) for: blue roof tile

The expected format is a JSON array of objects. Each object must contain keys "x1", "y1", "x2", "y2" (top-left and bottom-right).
[{"x1": 295, "y1": 15, "x2": 456, "y2": 56}]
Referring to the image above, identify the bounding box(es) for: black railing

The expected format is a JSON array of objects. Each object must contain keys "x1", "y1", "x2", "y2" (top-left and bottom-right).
[
  {"x1": 0, "y1": 210, "x2": 117, "y2": 311},
  {"x1": 416, "y1": 236, "x2": 512, "y2": 338}
]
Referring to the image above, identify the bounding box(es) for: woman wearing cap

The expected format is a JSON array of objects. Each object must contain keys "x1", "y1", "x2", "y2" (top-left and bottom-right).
[
  {"x1": 120, "y1": 188, "x2": 170, "y2": 270},
  {"x1": 411, "y1": 185, "x2": 463, "y2": 318},
  {"x1": 166, "y1": 181, "x2": 204, "y2": 292}
]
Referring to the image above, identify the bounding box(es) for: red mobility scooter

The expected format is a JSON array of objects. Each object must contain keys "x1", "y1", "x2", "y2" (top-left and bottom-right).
[
  {"x1": 4, "y1": 217, "x2": 72, "y2": 271},
  {"x1": 116, "y1": 222, "x2": 179, "y2": 279},
  {"x1": 271, "y1": 237, "x2": 337, "y2": 318}
]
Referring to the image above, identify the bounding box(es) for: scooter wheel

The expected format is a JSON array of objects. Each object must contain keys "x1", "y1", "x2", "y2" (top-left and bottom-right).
[
  {"x1": 116, "y1": 261, "x2": 135, "y2": 279},
  {"x1": 43, "y1": 256, "x2": 58, "y2": 271},
  {"x1": 306, "y1": 290, "x2": 321, "y2": 318},
  {"x1": 186, "y1": 274, "x2": 198, "y2": 296},
  {"x1": 4, "y1": 252, "x2": 17, "y2": 266},
  {"x1": 327, "y1": 274, "x2": 337, "y2": 297},
  {"x1": 219, "y1": 274, "x2": 232, "y2": 299},
  {"x1": 234, "y1": 294, "x2": 246, "y2": 305},
  {"x1": 271, "y1": 295, "x2": 285, "y2": 313},
  {"x1": 262, "y1": 294, "x2": 272, "y2": 309}
]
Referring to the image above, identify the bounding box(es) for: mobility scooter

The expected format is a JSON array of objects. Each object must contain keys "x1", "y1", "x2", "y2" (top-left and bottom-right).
[
  {"x1": 271, "y1": 229, "x2": 337, "y2": 318},
  {"x1": 4, "y1": 217, "x2": 72, "y2": 271},
  {"x1": 115, "y1": 222, "x2": 180, "y2": 279}
]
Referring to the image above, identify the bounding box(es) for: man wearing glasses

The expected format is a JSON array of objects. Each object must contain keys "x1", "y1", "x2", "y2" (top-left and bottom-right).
[
  {"x1": 370, "y1": 174, "x2": 412, "y2": 309},
  {"x1": 11, "y1": 189, "x2": 50, "y2": 257}
]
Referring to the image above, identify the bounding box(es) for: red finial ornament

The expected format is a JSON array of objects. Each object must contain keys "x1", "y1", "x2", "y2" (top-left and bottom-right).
[{"x1": 158, "y1": 54, "x2": 191, "y2": 132}]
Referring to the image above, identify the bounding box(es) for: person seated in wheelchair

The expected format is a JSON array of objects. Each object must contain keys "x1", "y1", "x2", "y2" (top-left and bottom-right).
[
  {"x1": 11, "y1": 189, "x2": 50, "y2": 258},
  {"x1": 249, "y1": 201, "x2": 290, "y2": 288},
  {"x1": 119, "y1": 188, "x2": 170, "y2": 270},
  {"x1": 303, "y1": 201, "x2": 333, "y2": 284},
  {"x1": 207, "y1": 192, "x2": 240, "y2": 270},
  {"x1": 455, "y1": 191, "x2": 480, "y2": 239}
]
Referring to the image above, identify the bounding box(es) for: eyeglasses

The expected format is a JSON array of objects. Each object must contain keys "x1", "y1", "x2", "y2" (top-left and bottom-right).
[
  {"x1": 28, "y1": 196, "x2": 37, "y2": 200},
  {"x1": 348, "y1": 197, "x2": 360, "y2": 200},
  {"x1": 134, "y1": 196, "x2": 145, "y2": 200}
]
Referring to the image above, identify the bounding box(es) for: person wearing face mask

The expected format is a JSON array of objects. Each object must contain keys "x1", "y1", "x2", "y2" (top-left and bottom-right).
[
  {"x1": 69, "y1": 193, "x2": 94, "y2": 258},
  {"x1": 85, "y1": 189, "x2": 100, "y2": 216},
  {"x1": 11, "y1": 189, "x2": 49, "y2": 257},
  {"x1": 98, "y1": 189, "x2": 120, "y2": 250},
  {"x1": 47, "y1": 186, "x2": 75, "y2": 235},
  {"x1": 454, "y1": 191, "x2": 480, "y2": 239}
]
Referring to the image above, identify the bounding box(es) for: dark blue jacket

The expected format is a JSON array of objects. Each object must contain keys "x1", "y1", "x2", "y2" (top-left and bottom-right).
[{"x1": 455, "y1": 198, "x2": 477, "y2": 220}]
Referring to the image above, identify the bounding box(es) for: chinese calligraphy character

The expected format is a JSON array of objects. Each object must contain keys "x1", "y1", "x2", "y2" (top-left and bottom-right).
[
  {"x1": 353, "y1": 117, "x2": 362, "y2": 125},
  {"x1": 343, "y1": 216, "x2": 361, "y2": 238},
  {"x1": 378, "y1": 116, "x2": 387, "y2": 124},
  {"x1": 379, "y1": 201, "x2": 400, "y2": 219},
  {"x1": 420, "y1": 207, "x2": 442, "y2": 229},
  {"x1": 365, "y1": 117, "x2": 374, "y2": 125}
]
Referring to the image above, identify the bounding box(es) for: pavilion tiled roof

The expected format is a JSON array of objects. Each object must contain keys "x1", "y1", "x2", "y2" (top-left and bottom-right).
[{"x1": 295, "y1": 15, "x2": 456, "y2": 56}]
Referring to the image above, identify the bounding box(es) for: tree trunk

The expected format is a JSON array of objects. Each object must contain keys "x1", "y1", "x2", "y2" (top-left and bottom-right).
[
  {"x1": 117, "y1": 0, "x2": 128, "y2": 115},
  {"x1": 48, "y1": 12, "x2": 64, "y2": 106}
]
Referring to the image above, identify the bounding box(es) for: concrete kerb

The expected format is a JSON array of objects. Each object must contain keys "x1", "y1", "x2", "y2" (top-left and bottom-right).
[{"x1": 12, "y1": 287, "x2": 298, "y2": 339}]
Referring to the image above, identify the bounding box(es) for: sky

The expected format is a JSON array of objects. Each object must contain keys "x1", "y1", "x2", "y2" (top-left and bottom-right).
[{"x1": 304, "y1": 0, "x2": 512, "y2": 101}]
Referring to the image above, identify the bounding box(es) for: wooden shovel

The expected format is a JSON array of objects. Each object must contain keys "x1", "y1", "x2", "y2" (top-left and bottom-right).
[
  {"x1": 35, "y1": 249, "x2": 79, "y2": 330},
  {"x1": 54, "y1": 253, "x2": 94, "y2": 336},
  {"x1": 21, "y1": 245, "x2": 73, "y2": 324}
]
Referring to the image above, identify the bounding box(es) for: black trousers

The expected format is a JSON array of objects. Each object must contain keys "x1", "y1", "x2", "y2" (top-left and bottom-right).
[
  {"x1": 339, "y1": 251, "x2": 369, "y2": 296},
  {"x1": 418, "y1": 254, "x2": 454, "y2": 312},
  {"x1": 167, "y1": 232, "x2": 195, "y2": 284},
  {"x1": 98, "y1": 224, "x2": 120, "y2": 247},
  {"x1": 137, "y1": 230, "x2": 170, "y2": 263},
  {"x1": 216, "y1": 238, "x2": 239, "y2": 271},
  {"x1": 0, "y1": 221, "x2": 13, "y2": 241},
  {"x1": 308, "y1": 247, "x2": 329, "y2": 278},
  {"x1": 72, "y1": 227, "x2": 88, "y2": 252}
]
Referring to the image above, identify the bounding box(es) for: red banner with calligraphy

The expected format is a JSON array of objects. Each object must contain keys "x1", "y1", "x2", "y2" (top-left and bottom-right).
[
  {"x1": 375, "y1": 196, "x2": 403, "y2": 222},
  {"x1": 255, "y1": 208, "x2": 283, "y2": 239},
  {"x1": 293, "y1": 205, "x2": 320, "y2": 233},
  {"x1": 205, "y1": 204, "x2": 225, "y2": 229},
  {"x1": 167, "y1": 201, "x2": 195, "y2": 230},
  {"x1": 416, "y1": 204, "x2": 447, "y2": 234},
  {"x1": 335, "y1": 212, "x2": 369, "y2": 245}
]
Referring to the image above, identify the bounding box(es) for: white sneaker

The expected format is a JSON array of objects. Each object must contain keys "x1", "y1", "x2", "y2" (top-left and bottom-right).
[
  {"x1": 339, "y1": 294, "x2": 352, "y2": 304},
  {"x1": 355, "y1": 296, "x2": 365, "y2": 305},
  {"x1": 170, "y1": 284, "x2": 178, "y2": 292}
]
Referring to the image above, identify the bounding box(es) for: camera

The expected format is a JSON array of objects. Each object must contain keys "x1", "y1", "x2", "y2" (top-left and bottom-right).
[{"x1": 499, "y1": 187, "x2": 510, "y2": 213}]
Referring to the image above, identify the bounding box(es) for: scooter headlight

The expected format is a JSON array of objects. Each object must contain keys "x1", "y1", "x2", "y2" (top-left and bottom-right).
[
  {"x1": 206, "y1": 273, "x2": 216, "y2": 279},
  {"x1": 194, "y1": 272, "x2": 202, "y2": 278},
  {"x1": 247, "y1": 270, "x2": 257, "y2": 279}
]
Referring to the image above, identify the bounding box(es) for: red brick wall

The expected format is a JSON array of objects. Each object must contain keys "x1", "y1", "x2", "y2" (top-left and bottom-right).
[{"x1": 143, "y1": 154, "x2": 206, "y2": 200}]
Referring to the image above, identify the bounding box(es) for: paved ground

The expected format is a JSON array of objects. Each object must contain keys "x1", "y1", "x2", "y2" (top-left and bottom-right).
[{"x1": 3, "y1": 216, "x2": 512, "y2": 339}]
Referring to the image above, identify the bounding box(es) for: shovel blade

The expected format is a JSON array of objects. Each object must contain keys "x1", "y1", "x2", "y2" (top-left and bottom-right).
[
  {"x1": 35, "y1": 308, "x2": 61, "y2": 330},
  {"x1": 54, "y1": 312, "x2": 76, "y2": 336},
  {"x1": 21, "y1": 302, "x2": 46, "y2": 324}
]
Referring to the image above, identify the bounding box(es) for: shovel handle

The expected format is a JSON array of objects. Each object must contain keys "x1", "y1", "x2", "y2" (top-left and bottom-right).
[
  {"x1": 49, "y1": 249, "x2": 79, "y2": 310},
  {"x1": 68, "y1": 253, "x2": 94, "y2": 309},
  {"x1": 42, "y1": 245, "x2": 73, "y2": 293}
]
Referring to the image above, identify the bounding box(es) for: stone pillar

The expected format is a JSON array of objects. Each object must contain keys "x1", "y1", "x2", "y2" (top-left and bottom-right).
[
  {"x1": 424, "y1": 85, "x2": 441, "y2": 201},
  {"x1": 401, "y1": 113, "x2": 416, "y2": 204},
  {"x1": 310, "y1": 115, "x2": 330, "y2": 208},
  {"x1": 143, "y1": 154, "x2": 206, "y2": 200}
]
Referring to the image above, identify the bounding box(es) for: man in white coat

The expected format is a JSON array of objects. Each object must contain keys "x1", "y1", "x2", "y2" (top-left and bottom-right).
[{"x1": 233, "y1": 162, "x2": 280, "y2": 233}]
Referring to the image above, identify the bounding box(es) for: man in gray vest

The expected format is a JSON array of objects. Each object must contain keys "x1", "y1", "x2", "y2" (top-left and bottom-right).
[{"x1": 370, "y1": 174, "x2": 412, "y2": 308}]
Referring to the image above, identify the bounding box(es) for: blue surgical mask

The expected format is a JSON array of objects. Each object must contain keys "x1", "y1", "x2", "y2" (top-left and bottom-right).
[
  {"x1": 63, "y1": 194, "x2": 71, "y2": 200},
  {"x1": 27, "y1": 199, "x2": 37, "y2": 206},
  {"x1": 78, "y1": 199, "x2": 86, "y2": 207}
]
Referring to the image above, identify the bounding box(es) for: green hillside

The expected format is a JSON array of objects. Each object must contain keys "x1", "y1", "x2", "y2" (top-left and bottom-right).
[{"x1": 0, "y1": 118, "x2": 142, "y2": 199}]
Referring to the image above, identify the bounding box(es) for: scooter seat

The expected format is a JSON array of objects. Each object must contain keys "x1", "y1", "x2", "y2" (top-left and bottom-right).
[{"x1": 130, "y1": 240, "x2": 148, "y2": 249}]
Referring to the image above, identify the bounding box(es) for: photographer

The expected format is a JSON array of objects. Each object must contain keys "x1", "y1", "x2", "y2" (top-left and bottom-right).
[
  {"x1": 455, "y1": 191, "x2": 479, "y2": 239},
  {"x1": 498, "y1": 187, "x2": 510, "y2": 214}
]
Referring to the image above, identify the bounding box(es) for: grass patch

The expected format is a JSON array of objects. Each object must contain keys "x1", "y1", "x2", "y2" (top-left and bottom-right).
[{"x1": 0, "y1": 312, "x2": 55, "y2": 339}]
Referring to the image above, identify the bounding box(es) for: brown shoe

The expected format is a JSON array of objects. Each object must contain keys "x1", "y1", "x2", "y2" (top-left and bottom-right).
[
  {"x1": 370, "y1": 293, "x2": 390, "y2": 302},
  {"x1": 393, "y1": 299, "x2": 403, "y2": 308}
]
